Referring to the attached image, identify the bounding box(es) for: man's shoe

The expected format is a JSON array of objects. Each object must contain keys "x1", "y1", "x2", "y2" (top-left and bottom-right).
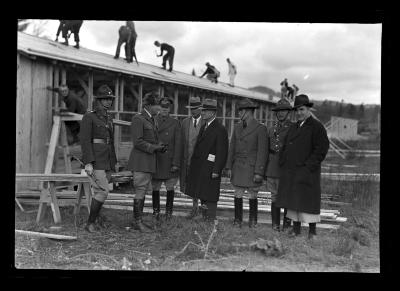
[{"x1": 85, "y1": 223, "x2": 98, "y2": 233}]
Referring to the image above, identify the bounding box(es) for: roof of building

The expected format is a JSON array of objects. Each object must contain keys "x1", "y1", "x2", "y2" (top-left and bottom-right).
[{"x1": 17, "y1": 32, "x2": 279, "y2": 104}]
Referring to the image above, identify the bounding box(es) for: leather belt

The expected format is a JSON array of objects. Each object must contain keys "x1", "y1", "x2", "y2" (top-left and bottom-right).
[{"x1": 92, "y1": 138, "x2": 111, "y2": 144}]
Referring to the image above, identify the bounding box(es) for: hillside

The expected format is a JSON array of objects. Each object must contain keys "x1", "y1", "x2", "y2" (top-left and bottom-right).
[{"x1": 248, "y1": 86, "x2": 280, "y2": 97}]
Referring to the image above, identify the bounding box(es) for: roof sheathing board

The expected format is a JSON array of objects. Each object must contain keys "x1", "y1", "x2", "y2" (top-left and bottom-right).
[{"x1": 17, "y1": 32, "x2": 278, "y2": 104}]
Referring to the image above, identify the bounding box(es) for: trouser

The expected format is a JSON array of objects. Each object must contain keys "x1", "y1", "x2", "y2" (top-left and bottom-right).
[
  {"x1": 151, "y1": 177, "x2": 178, "y2": 191},
  {"x1": 229, "y1": 74, "x2": 236, "y2": 86},
  {"x1": 91, "y1": 170, "x2": 111, "y2": 203},
  {"x1": 132, "y1": 172, "x2": 153, "y2": 199},
  {"x1": 206, "y1": 73, "x2": 218, "y2": 82},
  {"x1": 201, "y1": 200, "x2": 217, "y2": 220},
  {"x1": 162, "y1": 49, "x2": 175, "y2": 70},
  {"x1": 62, "y1": 21, "x2": 82, "y2": 42},
  {"x1": 233, "y1": 185, "x2": 259, "y2": 199}
]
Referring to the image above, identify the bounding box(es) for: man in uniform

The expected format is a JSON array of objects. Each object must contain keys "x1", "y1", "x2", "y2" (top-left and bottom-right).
[
  {"x1": 265, "y1": 98, "x2": 293, "y2": 231},
  {"x1": 186, "y1": 99, "x2": 229, "y2": 222},
  {"x1": 47, "y1": 84, "x2": 86, "y2": 144},
  {"x1": 80, "y1": 85, "x2": 117, "y2": 233},
  {"x1": 127, "y1": 92, "x2": 166, "y2": 232},
  {"x1": 180, "y1": 96, "x2": 205, "y2": 219},
  {"x1": 154, "y1": 41, "x2": 175, "y2": 72},
  {"x1": 152, "y1": 97, "x2": 182, "y2": 221},
  {"x1": 226, "y1": 99, "x2": 268, "y2": 228},
  {"x1": 276, "y1": 94, "x2": 329, "y2": 239}
]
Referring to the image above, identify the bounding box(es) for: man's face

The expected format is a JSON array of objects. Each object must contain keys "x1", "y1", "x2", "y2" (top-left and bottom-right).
[
  {"x1": 191, "y1": 107, "x2": 202, "y2": 118},
  {"x1": 201, "y1": 109, "x2": 215, "y2": 121},
  {"x1": 159, "y1": 106, "x2": 170, "y2": 117},
  {"x1": 295, "y1": 105, "x2": 311, "y2": 121},
  {"x1": 276, "y1": 110, "x2": 290, "y2": 122},
  {"x1": 149, "y1": 104, "x2": 161, "y2": 116},
  {"x1": 59, "y1": 87, "x2": 69, "y2": 97},
  {"x1": 99, "y1": 98, "x2": 113, "y2": 110}
]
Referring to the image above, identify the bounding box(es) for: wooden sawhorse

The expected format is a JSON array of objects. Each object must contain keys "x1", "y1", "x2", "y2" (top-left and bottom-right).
[{"x1": 16, "y1": 173, "x2": 92, "y2": 224}]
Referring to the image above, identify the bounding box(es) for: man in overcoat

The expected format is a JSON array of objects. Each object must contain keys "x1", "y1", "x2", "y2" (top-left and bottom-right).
[
  {"x1": 265, "y1": 98, "x2": 293, "y2": 231},
  {"x1": 276, "y1": 94, "x2": 329, "y2": 239},
  {"x1": 127, "y1": 92, "x2": 166, "y2": 232},
  {"x1": 226, "y1": 99, "x2": 267, "y2": 228},
  {"x1": 152, "y1": 97, "x2": 182, "y2": 221},
  {"x1": 180, "y1": 96, "x2": 206, "y2": 219},
  {"x1": 186, "y1": 99, "x2": 229, "y2": 221},
  {"x1": 80, "y1": 85, "x2": 117, "y2": 233}
]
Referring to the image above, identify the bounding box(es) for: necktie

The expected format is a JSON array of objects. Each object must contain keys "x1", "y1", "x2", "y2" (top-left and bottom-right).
[
  {"x1": 194, "y1": 119, "x2": 197, "y2": 128},
  {"x1": 243, "y1": 120, "x2": 247, "y2": 128}
]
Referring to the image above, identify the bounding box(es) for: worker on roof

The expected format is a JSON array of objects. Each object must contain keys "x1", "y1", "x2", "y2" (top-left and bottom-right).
[
  {"x1": 57, "y1": 20, "x2": 83, "y2": 49},
  {"x1": 154, "y1": 41, "x2": 175, "y2": 72},
  {"x1": 226, "y1": 58, "x2": 237, "y2": 87},
  {"x1": 199, "y1": 62, "x2": 220, "y2": 83}
]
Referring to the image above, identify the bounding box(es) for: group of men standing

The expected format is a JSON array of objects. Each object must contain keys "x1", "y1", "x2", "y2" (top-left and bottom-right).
[{"x1": 79, "y1": 85, "x2": 329, "y2": 239}]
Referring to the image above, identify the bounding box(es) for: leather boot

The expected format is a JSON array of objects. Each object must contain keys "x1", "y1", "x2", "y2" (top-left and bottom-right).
[
  {"x1": 233, "y1": 197, "x2": 243, "y2": 227},
  {"x1": 165, "y1": 190, "x2": 174, "y2": 220},
  {"x1": 152, "y1": 191, "x2": 160, "y2": 221},
  {"x1": 271, "y1": 202, "x2": 281, "y2": 231},
  {"x1": 308, "y1": 223, "x2": 317, "y2": 239},
  {"x1": 289, "y1": 221, "x2": 301, "y2": 237},
  {"x1": 74, "y1": 41, "x2": 80, "y2": 49},
  {"x1": 133, "y1": 199, "x2": 145, "y2": 232},
  {"x1": 85, "y1": 198, "x2": 103, "y2": 233},
  {"x1": 282, "y1": 208, "x2": 292, "y2": 231},
  {"x1": 249, "y1": 199, "x2": 258, "y2": 228}
]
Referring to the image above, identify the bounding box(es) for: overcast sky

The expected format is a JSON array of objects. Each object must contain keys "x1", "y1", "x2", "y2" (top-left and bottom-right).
[{"x1": 24, "y1": 20, "x2": 382, "y2": 105}]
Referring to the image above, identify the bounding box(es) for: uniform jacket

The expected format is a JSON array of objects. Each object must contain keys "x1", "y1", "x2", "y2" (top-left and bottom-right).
[
  {"x1": 180, "y1": 116, "x2": 206, "y2": 193},
  {"x1": 153, "y1": 115, "x2": 182, "y2": 180},
  {"x1": 63, "y1": 93, "x2": 86, "y2": 114},
  {"x1": 276, "y1": 116, "x2": 329, "y2": 214},
  {"x1": 226, "y1": 118, "x2": 268, "y2": 187},
  {"x1": 79, "y1": 106, "x2": 117, "y2": 170},
  {"x1": 186, "y1": 119, "x2": 229, "y2": 202},
  {"x1": 127, "y1": 110, "x2": 159, "y2": 173},
  {"x1": 265, "y1": 119, "x2": 293, "y2": 178}
]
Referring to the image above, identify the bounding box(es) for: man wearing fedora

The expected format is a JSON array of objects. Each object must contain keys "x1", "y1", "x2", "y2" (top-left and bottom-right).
[
  {"x1": 180, "y1": 96, "x2": 206, "y2": 219},
  {"x1": 186, "y1": 99, "x2": 229, "y2": 222},
  {"x1": 226, "y1": 98, "x2": 268, "y2": 228},
  {"x1": 151, "y1": 97, "x2": 182, "y2": 222},
  {"x1": 276, "y1": 94, "x2": 329, "y2": 239},
  {"x1": 265, "y1": 98, "x2": 294, "y2": 231},
  {"x1": 80, "y1": 84, "x2": 118, "y2": 233},
  {"x1": 127, "y1": 92, "x2": 166, "y2": 232}
]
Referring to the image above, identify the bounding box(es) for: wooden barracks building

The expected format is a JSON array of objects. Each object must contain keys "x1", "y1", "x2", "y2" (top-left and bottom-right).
[{"x1": 17, "y1": 32, "x2": 280, "y2": 182}]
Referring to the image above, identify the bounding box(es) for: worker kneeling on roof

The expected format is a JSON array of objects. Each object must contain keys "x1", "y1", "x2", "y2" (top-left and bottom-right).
[{"x1": 79, "y1": 84, "x2": 117, "y2": 233}]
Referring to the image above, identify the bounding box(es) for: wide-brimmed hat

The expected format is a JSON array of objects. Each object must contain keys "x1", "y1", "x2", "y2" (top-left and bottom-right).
[
  {"x1": 199, "y1": 98, "x2": 217, "y2": 111},
  {"x1": 95, "y1": 85, "x2": 116, "y2": 99},
  {"x1": 186, "y1": 96, "x2": 202, "y2": 109},
  {"x1": 160, "y1": 97, "x2": 174, "y2": 108},
  {"x1": 272, "y1": 98, "x2": 292, "y2": 111},
  {"x1": 237, "y1": 98, "x2": 259, "y2": 110},
  {"x1": 293, "y1": 94, "x2": 313, "y2": 108},
  {"x1": 143, "y1": 91, "x2": 161, "y2": 106}
]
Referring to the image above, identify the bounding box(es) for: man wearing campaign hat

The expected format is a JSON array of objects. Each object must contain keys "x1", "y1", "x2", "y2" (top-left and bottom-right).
[
  {"x1": 226, "y1": 98, "x2": 268, "y2": 228},
  {"x1": 127, "y1": 91, "x2": 165, "y2": 232},
  {"x1": 80, "y1": 84, "x2": 118, "y2": 233},
  {"x1": 180, "y1": 96, "x2": 206, "y2": 219},
  {"x1": 265, "y1": 98, "x2": 294, "y2": 232},
  {"x1": 276, "y1": 94, "x2": 329, "y2": 239},
  {"x1": 151, "y1": 97, "x2": 182, "y2": 222},
  {"x1": 186, "y1": 99, "x2": 229, "y2": 222}
]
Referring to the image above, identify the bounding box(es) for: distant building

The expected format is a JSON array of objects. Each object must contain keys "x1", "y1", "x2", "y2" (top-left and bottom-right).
[{"x1": 326, "y1": 116, "x2": 359, "y2": 140}]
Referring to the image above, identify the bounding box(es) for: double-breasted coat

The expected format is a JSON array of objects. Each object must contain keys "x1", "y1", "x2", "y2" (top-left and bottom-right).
[
  {"x1": 180, "y1": 116, "x2": 206, "y2": 193},
  {"x1": 276, "y1": 116, "x2": 329, "y2": 214},
  {"x1": 226, "y1": 119, "x2": 268, "y2": 187},
  {"x1": 186, "y1": 119, "x2": 229, "y2": 202},
  {"x1": 127, "y1": 110, "x2": 159, "y2": 173},
  {"x1": 80, "y1": 107, "x2": 117, "y2": 170},
  {"x1": 265, "y1": 120, "x2": 293, "y2": 178},
  {"x1": 153, "y1": 115, "x2": 182, "y2": 180}
]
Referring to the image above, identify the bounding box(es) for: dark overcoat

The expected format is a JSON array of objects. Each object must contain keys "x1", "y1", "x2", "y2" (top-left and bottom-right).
[
  {"x1": 80, "y1": 107, "x2": 117, "y2": 170},
  {"x1": 153, "y1": 115, "x2": 182, "y2": 180},
  {"x1": 179, "y1": 116, "x2": 206, "y2": 193},
  {"x1": 186, "y1": 119, "x2": 229, "y2": 202},
  {"x1": 127, "y1": 110, "x2": 159, "y2": 173},
  {"x1": 226, "y1": 119, "x2": 268, "y2": 187},
  {"x1": 276, "y1": 116, "x2": 329, "y2": 214}
]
